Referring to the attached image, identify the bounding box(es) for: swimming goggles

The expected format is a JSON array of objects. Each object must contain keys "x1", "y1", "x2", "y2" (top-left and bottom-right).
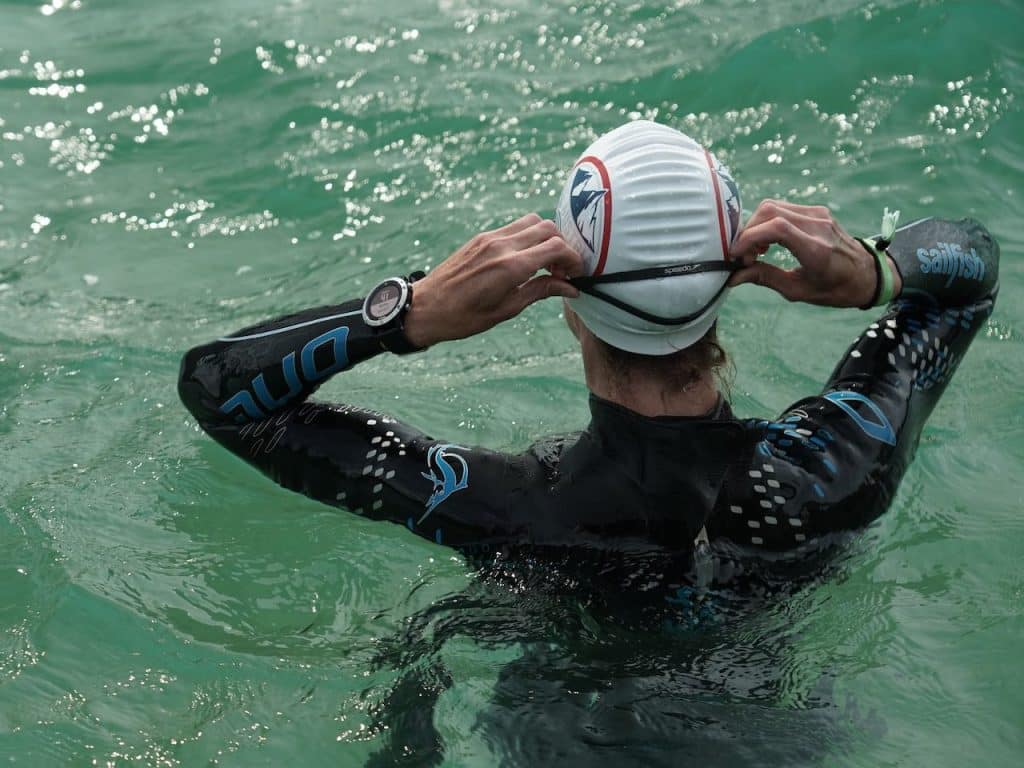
[{"x1": 568, "y1": 260, "x2": 740, "y2": 326}]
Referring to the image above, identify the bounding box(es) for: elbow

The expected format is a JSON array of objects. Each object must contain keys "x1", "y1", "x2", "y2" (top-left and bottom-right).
[
  {"x1": 962, "y1": 217, "x2": 1000, "y2": 300},
  {"x1": 177, "y1": 345, "x2": 220, "y2": 430},
  {"x1": 177, "y1": 342, "x2": 266, "y2": 429},
  {"x1": 177, "y1": 351, "x2": 196, "y2": 417},
  {"x1": 177, "y1": 349, "x2": 202, "y2": 422}
]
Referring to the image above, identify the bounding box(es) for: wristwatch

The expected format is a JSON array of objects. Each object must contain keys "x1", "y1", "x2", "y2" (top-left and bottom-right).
[{"x1": 361, "y1": 271, "x2": 425, "y2": 354}]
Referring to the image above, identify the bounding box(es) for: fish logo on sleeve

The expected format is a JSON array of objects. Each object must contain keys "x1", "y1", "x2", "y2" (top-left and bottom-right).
[{"x1": 418, "y1": 443, "x2": 470, "y2": 522}]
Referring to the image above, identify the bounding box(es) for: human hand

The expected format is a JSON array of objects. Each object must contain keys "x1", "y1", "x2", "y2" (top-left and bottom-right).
[
  {"x1": 728, "y1": 200, "x2": 901, "y2": 307},
  {"x1": 404, "y1": 213, "x2": 584, "y2": 348}
]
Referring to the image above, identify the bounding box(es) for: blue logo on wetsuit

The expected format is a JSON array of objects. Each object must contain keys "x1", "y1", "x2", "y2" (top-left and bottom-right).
[
  {"x1": 419, "y1": 443, "x2": 470, "y2": 522},
  {"x1": 916, "y1": 243, "x2": 986, "y2": 288},
  {"x1": 219, "y1": 326, "x2": 350, "y2": 422},
  {"x1": 824, "y1": 391, "x2": 897, "y2": 446}
]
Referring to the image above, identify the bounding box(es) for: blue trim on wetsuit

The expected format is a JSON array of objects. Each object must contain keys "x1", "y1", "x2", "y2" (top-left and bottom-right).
[{"x1": 177, "y1": 217, "x2": 999, "y2": 591}]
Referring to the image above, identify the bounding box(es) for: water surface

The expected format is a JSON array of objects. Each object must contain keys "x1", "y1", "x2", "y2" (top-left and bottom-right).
[{"x1": 1, "y1": 0, "x2": 1022, "y2": 765}]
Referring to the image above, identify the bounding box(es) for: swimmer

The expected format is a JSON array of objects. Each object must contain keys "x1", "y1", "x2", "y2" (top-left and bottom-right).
[{"x1": 178, "y1": 120, "x2": 999, "y2": 584}]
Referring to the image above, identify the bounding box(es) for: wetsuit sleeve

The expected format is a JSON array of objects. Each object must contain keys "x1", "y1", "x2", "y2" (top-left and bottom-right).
[
  {"x1": 177, "y1": 299, "x2": 523, "y2": 549},
  {"x1": 711, "y1": 218, "x2": 1000, "y2": 550}
]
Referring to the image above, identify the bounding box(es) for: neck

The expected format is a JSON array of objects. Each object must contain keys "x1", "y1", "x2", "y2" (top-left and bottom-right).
[
  {"x1": 585, "y1": 364, "x2": 720, "y2": 418},
  {"x1": 567, "y1": 310, "x2": 723, "y2": 418},
  {"x1": 589, "y1": 370, "x2": 724, "y2": 417}
]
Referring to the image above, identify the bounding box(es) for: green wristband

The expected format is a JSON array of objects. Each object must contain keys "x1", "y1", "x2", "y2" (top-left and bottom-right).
[
  {"x1": 869, "y1": 237, "x2": 897, "y2": 305},
  {"x1": 857, "y1": 236, "x2": 897, "y2": 307}
]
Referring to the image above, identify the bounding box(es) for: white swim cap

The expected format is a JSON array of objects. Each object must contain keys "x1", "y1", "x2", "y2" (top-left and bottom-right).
[{"x1": 555, "y1": 120, "x2": 742, "y2": 356}]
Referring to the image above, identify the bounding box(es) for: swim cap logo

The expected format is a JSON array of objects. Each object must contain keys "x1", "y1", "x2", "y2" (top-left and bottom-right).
[
  {"x1": 570, "y1": 156, "x2": 612, "y2": 274},
  {"x1": 570, "y1": 168, "x2": 606, "y2": 251},
  {"x1": 711, "y1": 155, "x2": 741, "y2": 244},
  {"x1": 419, "y1": 443, "x2": 470, "y2": 522}
]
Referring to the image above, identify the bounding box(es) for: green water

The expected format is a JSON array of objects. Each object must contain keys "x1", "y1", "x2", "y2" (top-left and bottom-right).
[{"x1": 1, "y1": 0, "x2": 1022, "y2": 764}]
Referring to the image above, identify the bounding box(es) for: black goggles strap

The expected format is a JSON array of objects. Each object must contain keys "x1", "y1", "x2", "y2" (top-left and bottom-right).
[
  {"x1": 569, "y1": 260, "x2": 739, "y2": 289},
  {"x1": 568, "y1": 260, "x2": 739, "y2": 327}
]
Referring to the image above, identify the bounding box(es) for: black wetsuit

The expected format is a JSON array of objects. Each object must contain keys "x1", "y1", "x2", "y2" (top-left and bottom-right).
[{"x1": 178, "y1": 217, "x2": 999, "y2": 586}]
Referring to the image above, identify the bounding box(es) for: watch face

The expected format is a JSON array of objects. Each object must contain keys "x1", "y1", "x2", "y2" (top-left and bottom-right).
[
  {"x1": 364, "y1": 278, "x2": 408, "y2": 326},
  {"x1": 370, "y1": 284, "x2": 401, "y2": 319}
]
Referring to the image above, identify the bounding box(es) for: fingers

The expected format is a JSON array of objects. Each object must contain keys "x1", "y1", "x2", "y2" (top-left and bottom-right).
[
  {"x1": 729, "y1": 261, "x2": 805, "y2": 302},
  {"x1": 730, "y1": 200, "x2": 832, "y2": 263},
  {"x1": 731, "y1": 211, "x2": 834, "y2": 268},
  {"x1": 730, "y1": 216, "x2": 805, "y2": 264},
  {"x1": 488, "y1": 212, "x2": 543, "y2": 239},
  {"x1": 476, "y1": 218, "x2": 584, "y2": 280},
  {"x1": 495, "y1": 217, "x2": 562, "y2": 253},
  {"x1": 513, "y1": 274, "x2": 578, "y2": 312},
  {"x1": 740, "y1": 199, "x2": 831, "y2": 233},
  {"x1": 517, "y1": 234, "x2": 584, "y2": 279}
]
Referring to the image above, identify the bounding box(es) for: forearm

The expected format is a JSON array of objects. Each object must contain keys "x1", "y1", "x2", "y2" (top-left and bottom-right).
[
  {"x1": 886, "y1": 217, "x2": 999, "y2": 307},
  {"x1": 809, "y1": 213, "x2": 1001, "y2": 527},
  {"x1": 178, "y1": 299, "x2": 389, "y2": 427}
]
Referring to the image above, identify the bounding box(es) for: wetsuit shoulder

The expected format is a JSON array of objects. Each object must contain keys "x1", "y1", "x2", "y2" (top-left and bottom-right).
[
  {"x1": 178, "y1": 300, "x2": 537, "y2": 549},
  {"x1": 526, "y1": 432, "x2": 583, "y2": 480}
]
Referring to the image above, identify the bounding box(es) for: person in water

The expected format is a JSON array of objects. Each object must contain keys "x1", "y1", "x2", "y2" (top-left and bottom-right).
[{"x1": 178, "y1": 120, "x2": 999, "y2": 588}]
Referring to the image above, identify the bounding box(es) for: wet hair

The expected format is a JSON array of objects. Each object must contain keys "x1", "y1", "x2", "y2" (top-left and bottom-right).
[{"x1": 595, "y1": 322, "x2": 731, "y2": 393}]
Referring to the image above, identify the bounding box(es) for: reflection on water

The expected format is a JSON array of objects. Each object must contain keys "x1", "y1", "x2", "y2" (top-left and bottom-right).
[{"x1": 362, "y1": 541, "x2": 883, "y2": 766}]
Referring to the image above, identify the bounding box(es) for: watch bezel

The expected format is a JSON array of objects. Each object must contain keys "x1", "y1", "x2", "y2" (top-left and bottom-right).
[{"x1": 362, "y1": 277, "x2": 411, "y2": 327}]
